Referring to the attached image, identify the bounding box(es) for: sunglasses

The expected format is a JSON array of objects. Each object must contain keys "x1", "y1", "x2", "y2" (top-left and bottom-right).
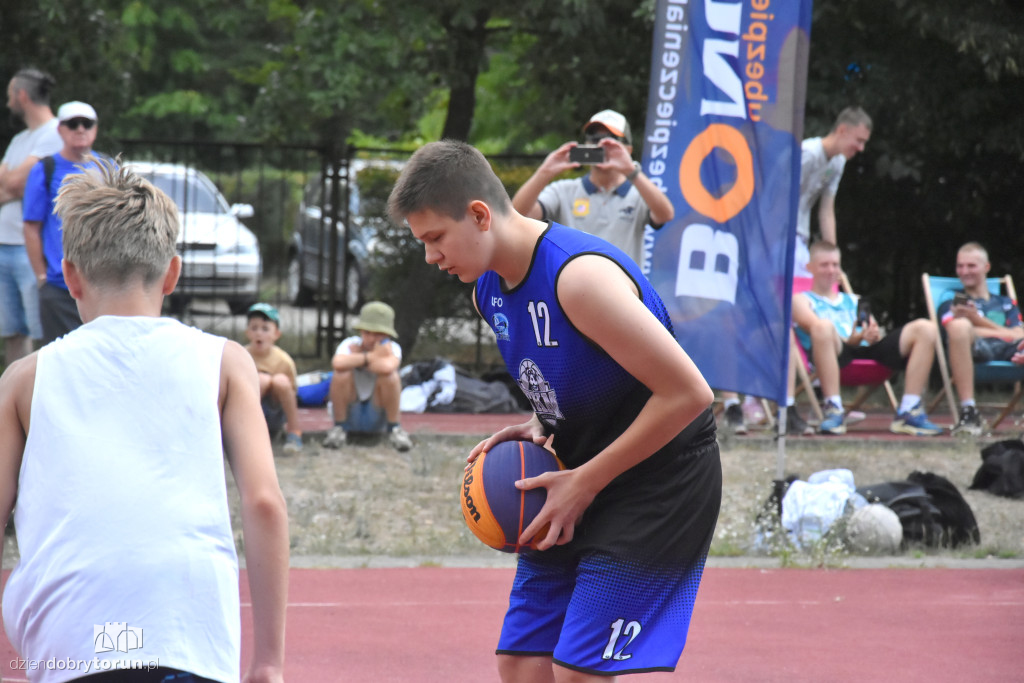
[
  {"x1": 585, "y1": 131, "x2": 622, "y2": 144},
  {"x1": 62, "y1": 117, "x2": 95, "y2": 130}
]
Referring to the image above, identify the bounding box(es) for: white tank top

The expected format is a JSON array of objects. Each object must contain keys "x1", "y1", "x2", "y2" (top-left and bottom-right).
[{"x1": 2, "y1": 316, "x2": 239, "y2": 683}]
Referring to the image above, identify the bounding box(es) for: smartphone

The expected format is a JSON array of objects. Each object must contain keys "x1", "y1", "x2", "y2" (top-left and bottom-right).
[
  {"x1": 856, "y1": 299, "x2": 871, "y2": 326},
  {"x1": 569, "y1": 145, "x2": 605, "y2": 165},
  {"x1": 952, "y1": 292, "x2": 971, "y2": 307}
]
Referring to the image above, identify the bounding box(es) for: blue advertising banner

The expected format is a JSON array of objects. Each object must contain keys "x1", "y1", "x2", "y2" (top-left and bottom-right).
[{"x1": 640, "y1": 0, "x2": 813, "y2": 403}]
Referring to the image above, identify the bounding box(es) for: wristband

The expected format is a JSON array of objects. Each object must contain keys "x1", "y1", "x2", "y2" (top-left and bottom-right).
[{"x1": 626, "y1": 161, "x2": 641, "y2": 182}]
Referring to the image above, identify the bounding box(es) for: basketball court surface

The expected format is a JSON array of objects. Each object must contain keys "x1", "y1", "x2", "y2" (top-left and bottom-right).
[{"x1": 2, "y1": 410, "x2": 1021, "y2": 681}]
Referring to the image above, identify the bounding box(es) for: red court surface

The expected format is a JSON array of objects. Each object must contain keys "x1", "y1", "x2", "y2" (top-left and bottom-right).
[
  {"x1": 240, "y1": 566, "x2": 1022, "y2": 682},
  {"x1": 4, "y1": 565, "x2": 1021, "y2": 681}
]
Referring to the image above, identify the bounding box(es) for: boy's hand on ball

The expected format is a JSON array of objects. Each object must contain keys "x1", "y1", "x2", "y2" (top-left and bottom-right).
[
  {"x1": 467, "y1": 420, "x2": 548, "y2": 470},
  {"x1": 517, "y1": 469, "x2": 595, "y2": 550}
]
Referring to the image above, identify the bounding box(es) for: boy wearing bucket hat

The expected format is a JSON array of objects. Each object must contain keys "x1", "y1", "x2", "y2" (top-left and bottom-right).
[{"x1": 323, "y1": 301, "x2": 412, "y2": 451}]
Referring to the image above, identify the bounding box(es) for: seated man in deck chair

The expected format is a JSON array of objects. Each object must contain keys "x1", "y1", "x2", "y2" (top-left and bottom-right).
[
  {"x1": 937, "y1": 242, "x2": 1023, "y2": 436},
  {"x1": 793, "y1": 241, "x2": 942, "y2": 436}
]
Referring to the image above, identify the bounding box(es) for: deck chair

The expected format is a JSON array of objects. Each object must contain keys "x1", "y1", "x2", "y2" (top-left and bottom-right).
[
  {"x1": 921, "y1": 274, "x2": 1024, "y2": 429},
  {"x1": 792, "y1": 274, "x2": 898, "y2": 422}
]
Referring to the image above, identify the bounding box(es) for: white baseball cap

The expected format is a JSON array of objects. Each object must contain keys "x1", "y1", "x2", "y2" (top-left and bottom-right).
[
  {"x1": 583, "y1": 109, "x2": 632, "y2": 145},
  {"x1": 57, "y1": 101, "x2": 98, "y2": 122}
]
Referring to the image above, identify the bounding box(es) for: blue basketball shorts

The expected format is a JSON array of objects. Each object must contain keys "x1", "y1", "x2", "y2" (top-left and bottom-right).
[{"x1": 496, "y1": 549, "x2": 708, "y2": 675}]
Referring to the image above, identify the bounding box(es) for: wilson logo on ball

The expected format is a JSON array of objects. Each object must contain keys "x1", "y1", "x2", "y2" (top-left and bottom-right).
[{"x1": 460, "y1": 440, "x2": 564, "y2": 553}]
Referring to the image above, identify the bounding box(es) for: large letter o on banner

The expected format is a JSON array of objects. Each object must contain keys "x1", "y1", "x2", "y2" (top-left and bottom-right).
[{"x1": 679, "y1": 124, "x2": 754, "y2": 223}]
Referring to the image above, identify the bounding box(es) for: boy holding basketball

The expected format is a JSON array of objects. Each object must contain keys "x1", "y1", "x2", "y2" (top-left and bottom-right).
[
  {"x1": 0, "y1": 158, "x2": 288, "y2": 683},
  {"x1": 389, "y1": 141, "x2": 720, "y2": 680}
]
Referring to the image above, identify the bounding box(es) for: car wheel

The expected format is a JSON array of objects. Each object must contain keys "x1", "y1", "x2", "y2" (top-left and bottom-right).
[{"x1": 288, "y1": 254, "x2": 314, "y2": 307}]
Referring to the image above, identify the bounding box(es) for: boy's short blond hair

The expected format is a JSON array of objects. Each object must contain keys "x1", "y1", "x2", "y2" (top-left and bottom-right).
[{"x1": 55, "y1": 156, "x2": 179, "y2": 288}]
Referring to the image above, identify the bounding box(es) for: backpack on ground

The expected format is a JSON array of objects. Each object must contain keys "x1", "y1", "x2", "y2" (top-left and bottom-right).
[
  {"x1": 970, "y1": 438, "x2": 1024, "y2": 499},
  {"x1": 907, "y1": 470, "x2": 981, "y2": 547},
  {"x1": 856, "y1": 481, "x2": 944, "y2": 547}
]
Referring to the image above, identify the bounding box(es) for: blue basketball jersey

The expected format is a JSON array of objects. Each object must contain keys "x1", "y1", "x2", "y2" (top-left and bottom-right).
[{"x1": 475, "y1": 223, "x2": 714, "y2": 471}]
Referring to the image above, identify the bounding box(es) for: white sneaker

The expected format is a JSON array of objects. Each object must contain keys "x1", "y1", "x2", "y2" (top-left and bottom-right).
[
  {"x1": 389, "y1": 426, "x2": 412, "y2": 452},
  {"x1": 323, "y1": 425, "x2": 348, "y2": 449}
]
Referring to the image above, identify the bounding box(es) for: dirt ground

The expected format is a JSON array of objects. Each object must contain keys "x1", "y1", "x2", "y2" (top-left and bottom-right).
[
  {"x1": 4, "y1": 431, "x2": 1020, "y2": 569},
  {"x1": 239, "y1": 431, "x2": 1024, "y2": 566}
]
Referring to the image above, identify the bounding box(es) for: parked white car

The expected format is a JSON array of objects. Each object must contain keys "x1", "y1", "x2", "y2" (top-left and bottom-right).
[{"x1": 128, "y1": 162, "x2": 261, "y2": 314}]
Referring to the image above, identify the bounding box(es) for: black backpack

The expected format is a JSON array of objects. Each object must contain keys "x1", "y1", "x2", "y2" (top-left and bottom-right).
[
  {"x1": 971, "y1": 439, "x2": 1024, "y2": 498},
  {"x1": 857, "y1": 481, "x2": 945, "y2": 547},
  {"x1": 907, "y1": 471, "x2": 981, "y2": 547}
]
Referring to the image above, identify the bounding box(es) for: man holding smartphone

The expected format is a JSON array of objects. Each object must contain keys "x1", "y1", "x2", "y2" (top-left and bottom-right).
[
  {"x1": 937, "y1": 242, "x2": 1023, "y2": 435},
  {"x1": 793, "y1": 241, "x2": 943, "y2": 436},
  {"x1": 511, "y1": 110, "x2": 674, "y2": 268}
]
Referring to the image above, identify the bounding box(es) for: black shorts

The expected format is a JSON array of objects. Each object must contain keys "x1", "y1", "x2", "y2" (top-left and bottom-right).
[{"x1": 838, "y1": 325, "x2": 907, "y2": 370}]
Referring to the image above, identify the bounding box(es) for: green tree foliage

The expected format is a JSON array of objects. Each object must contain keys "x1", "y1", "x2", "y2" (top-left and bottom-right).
[{"x1": 804, "y1": 0, "x2": 1024, "y2": 323}]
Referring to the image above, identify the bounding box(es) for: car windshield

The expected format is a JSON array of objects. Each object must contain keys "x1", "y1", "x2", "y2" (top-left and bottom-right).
[{"x1": 147, "y1": 173, "x2": 226, "y2": 215}]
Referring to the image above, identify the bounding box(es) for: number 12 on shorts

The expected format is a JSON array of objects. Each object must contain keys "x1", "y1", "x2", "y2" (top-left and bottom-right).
[{"x1": 602, "y1": 618, "x2": 641, "y2": 661}]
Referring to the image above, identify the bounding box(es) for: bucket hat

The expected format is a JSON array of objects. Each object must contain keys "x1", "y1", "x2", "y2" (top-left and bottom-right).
[{"x1": 353, "y1": 301, "x2": 398, "y2": 338}]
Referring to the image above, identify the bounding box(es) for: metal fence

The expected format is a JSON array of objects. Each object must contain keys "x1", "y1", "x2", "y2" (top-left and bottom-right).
[{"x1": 113, "y1": 140, "x2": 545, "y2": 369}]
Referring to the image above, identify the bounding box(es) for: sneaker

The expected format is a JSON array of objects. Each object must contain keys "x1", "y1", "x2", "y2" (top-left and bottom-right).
[
  {"x1": 723, "y1": 403, "x2": 748, "y2": 435},
  {"x1": 818, "y1": 402, "x2": 846, "y2": 435},
  {"x1": 785, "y1": 409, "x2": 813, "y2": 436},
  {"x1": 389, "y1": 425, "x2": 412, "y2": 452},
  {"x1": 890, "y1": 403, "x2": 943, "y2": 436},
  {"x1": 742, "y1": 396, "x2": 767, "y2": 426},
  {"x1": 951, "y1": 405, "x2": 984, "y2": 437},
  {"x1": 283, "y1": 432, "x2": 304, "y2": 454},
  {"x1": 323, "y1": 425, "x2": 348, "y2": 449}
]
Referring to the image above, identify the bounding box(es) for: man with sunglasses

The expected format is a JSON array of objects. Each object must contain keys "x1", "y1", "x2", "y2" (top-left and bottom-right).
[
  {"x1": 23, "y1": 101, "x2": 102, "y2": 344},
  {"x1": 512, "y1": 110, "x2": 674, "y2": 269},
  {"x1": 0, "y1": 68, "x2": 63, "y2": 362}
]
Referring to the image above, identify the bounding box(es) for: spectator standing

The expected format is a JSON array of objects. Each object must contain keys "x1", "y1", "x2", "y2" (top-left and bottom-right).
[
  {"x1": 937, "y1": 242, "x2": 1023, "y2": 435},
  {"x1": 0, "y1": 68, "x2": 63, "y2": 363},
  {"x1": 794, "y1": 106, "x2": 872, "y2": 278},
  {"x1": 511, "y1": 109, "x2": 674, "y2": 267},
  {"x1": 23, "y1": 101, "x2": 102, "y2": 344}
]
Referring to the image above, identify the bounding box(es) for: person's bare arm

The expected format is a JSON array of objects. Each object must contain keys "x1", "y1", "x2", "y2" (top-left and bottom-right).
[
  {"x1": 518, "y1": 256, "x2": 713, "y2": 549},
  {"x1": 0, "y1": 156, "x2": 44, "y2": 202},
  {"x1": 24, "y1": 221, "x2": 47, "y2": 283},
  {"x1": 366, "y1": 341, "x2": 400, "y2": 375},
  {"x1": 600, "y1": 140, "x2": 674, "y2": 225},
  {"x1": 817, "y1": 193, "x2": 837, "y2": 244},
  {"x1": 0, "y1": 355, "x2": 35, "y2": 591},
  {"x1": 791, "y1": 292, "x2": 818, "y2": 334},
  {"x1": 220, "y1": 341, "x2": 289, "y2": 683},
  {"x1": 511, "y1": 142, "x2": 578, "y2": 219},
  {"x1": 952, "y1": 302, "x2": 1024, "y2": 340}
]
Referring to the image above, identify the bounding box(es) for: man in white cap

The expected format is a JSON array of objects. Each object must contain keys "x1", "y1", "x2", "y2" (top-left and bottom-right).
[
  {"x1": 23, "y1": 100, "x2": 102, "y2": 344},
  {"x1": 0, "y1": 68, "x2": 63, "y2": 362},
  {"x1": 323, "y1": 301, "x2": 412, "y2": 451},
  {"x1": 511, "y1": 109, "x2": 674, "y2": 268}
]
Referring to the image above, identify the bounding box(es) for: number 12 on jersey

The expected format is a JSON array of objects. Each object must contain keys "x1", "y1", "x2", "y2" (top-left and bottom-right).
[{"x1": 527, "y1": 301, "x2": 559, "y2": 348}]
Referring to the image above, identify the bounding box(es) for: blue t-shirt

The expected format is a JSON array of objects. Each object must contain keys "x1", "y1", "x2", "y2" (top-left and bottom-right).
[
  {"x1": 795, "y1": 290, "x2": 860, "y2": 352},
  {"x1": 474, "y1": 222, "x2": 714, "y2": 473},
  {"x1": 22, "y1": 154, "x2": 101, "y2": 289}
]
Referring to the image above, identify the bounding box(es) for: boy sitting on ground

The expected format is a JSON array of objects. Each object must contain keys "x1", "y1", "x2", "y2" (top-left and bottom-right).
[
  {"x1": 245, "y1": 302, "x2": 304, "y2": 454},
  {"x1": 0, "y1": 157, "x2": 288, "y2": 682},
  {"x1": 322, "y1": 301, "x2": 412, "y2": 452},
  {"x1": 793, "y1": 241, "x2": 943, "y2": 436}
]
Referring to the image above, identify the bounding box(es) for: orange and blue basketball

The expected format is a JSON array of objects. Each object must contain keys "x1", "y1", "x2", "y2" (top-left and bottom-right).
[{"x1": 460, "y1": 440, "x2": 564, "y2": 553}]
